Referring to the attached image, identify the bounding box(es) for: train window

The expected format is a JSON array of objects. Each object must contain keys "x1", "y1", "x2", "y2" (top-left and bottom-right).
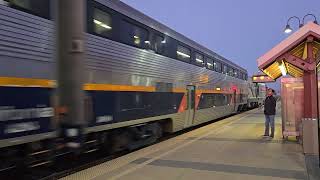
[
  {"x1": 93, "y1": 8, "x2": 112, "y2": 38},
  {"x1": 152, "y1": 34, "x2": 165, "y2": 54},
  {"x1": 242, "y1": 72, "x2": 246, "y2": 80},
  {"x1": 223, "y1": 64, "x2": 228, "y2": 74},
  {"x1": 177, "y1": 45, "x2": 191, "y2": 62},
  {"x1": 7, "y1": 0, "x2": 50, "y2": 19},
  {"x1": 234, "y1": 69, "x2": 239, "y2": 78},
  {"x1": 119, "y1": 92, "x2": 144, "y2": 111},
  {"x1": 227, "y1": 94, "x2": 232, "y2": 104},
  {"x1": 121, "y1": 20, "x2": 149, "y2": 48},
  {"x1": 214, "y1": 61, "x2": 222, "y2": 73},
  {"x1": 198, "y1": 94, "x2": 215, "y2": 109},
  {"x1": 194, "y1": 53, "x2": 204, "y2": 66},
  {"x1": 213, "y1": 94, "x2": 227, "y2": 106},
  {"x1": 229, "y1": 68, "x2": 234, "y2": 77},
  {"x1": 206, "y1": 58, "x2": 214, "y2": 70}
]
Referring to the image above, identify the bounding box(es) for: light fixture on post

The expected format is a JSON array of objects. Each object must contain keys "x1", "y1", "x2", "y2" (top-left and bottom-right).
[
  {"x1": 284, "y1": 16, "x2": 302, "y2": 34},
  {"x1": 284, "y1": 24, "x2": 293, "y2": 34},
  {"x1": 302, "y1": 13, "x2": 318, "y2": 25}
]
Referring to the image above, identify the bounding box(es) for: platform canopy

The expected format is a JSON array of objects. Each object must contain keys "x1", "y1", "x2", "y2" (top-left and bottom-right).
[{"x1": 257, "y1": 22, "x2": 320, "y2": 80}]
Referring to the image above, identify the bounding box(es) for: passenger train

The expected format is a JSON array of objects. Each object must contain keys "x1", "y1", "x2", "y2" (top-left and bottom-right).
[{"x1": 0, "y1": 0, "x2": 266, "y2": 169}]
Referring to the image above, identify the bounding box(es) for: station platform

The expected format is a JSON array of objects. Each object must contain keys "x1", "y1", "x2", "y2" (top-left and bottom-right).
[{"x1": 61, "y1": 108, "x2": 319, "y2": 180}]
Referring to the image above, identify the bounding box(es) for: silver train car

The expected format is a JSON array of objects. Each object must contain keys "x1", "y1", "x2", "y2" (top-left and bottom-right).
[{"x1": 0, "y1": 0, "x2": 264, "y2": 169}]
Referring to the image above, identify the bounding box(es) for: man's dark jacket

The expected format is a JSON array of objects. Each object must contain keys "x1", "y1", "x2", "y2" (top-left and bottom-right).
[{"x1": 264, "y1": 96, "x2": 276, "y2": 115}]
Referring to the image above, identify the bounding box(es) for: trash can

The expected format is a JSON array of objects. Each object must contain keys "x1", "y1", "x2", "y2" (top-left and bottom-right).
[{"x1": 302, "y1": 118, "x2": 319, "y2": 155}]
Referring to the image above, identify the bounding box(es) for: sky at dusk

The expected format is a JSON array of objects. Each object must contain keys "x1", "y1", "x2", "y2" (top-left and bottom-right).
[{"x1": 121, "y1": 0, "x2": 320, "y2": 90}]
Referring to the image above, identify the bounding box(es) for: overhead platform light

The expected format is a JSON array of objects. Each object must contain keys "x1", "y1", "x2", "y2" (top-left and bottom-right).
[
  {"x1": 252, "y1": 74, "x2": 275, "y2": 83},
  {"x1": 278, "y1": 61, "x2": 287, "y2": 76}
]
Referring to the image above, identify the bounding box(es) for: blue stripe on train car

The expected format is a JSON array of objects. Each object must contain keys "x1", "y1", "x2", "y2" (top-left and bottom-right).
[
  {"x1": 87, "y1": 91, "x2": 184, "y2": 126},
  {"x1": 0, "y1": 87, "x2": 54, "y2": 139}
]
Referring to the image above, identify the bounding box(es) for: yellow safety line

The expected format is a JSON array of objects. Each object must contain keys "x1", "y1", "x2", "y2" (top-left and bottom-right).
[{"x1": 109, "y1": 110, "x2": 259, "y2": 180}]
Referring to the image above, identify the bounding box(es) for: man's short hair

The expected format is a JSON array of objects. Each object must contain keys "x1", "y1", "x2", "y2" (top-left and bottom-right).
[{"x1": 268, "y1": 88, "x2": 275, "y2": 93}]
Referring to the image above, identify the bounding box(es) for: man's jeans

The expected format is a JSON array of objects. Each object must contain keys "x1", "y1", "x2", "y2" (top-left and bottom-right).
[{"x1": 264, "y1": 115, "x2": 275, "y2": 136}]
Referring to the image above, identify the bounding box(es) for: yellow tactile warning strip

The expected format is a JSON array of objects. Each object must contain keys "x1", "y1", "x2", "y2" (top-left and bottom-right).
[{"x1": 60, "y1": 109, "x2": 259, "y2": 180}]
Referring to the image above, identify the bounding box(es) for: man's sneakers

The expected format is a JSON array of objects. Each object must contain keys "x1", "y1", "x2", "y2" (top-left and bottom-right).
[
  {"x1": 270, "y1": 135, "x2": 274, "y2": 138},
  {"x1": 263, "y1": 134, "x2": 274, "y2": 138}
]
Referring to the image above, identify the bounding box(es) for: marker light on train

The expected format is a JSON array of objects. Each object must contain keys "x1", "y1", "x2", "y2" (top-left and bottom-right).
[
  {"x1": 253, "y1": 77, "x2": 257, "y2": 80},
  {"x1": 93, "y1": 19, "x2": 112, "y2": 30},
  {"x1": 260, "y1": 76, "x2": 264, "y2": 80},
  {"x1": 177, "y1": 51, "x2": 191, "y2": 58},
  {"x1": 216, "y1": 87, "x2": 221, "y2": 91}
]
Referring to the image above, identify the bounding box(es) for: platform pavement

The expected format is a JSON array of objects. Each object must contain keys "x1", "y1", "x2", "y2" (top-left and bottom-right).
[{"x1": 61, "y1": 107, "x2": 314, "y2": 180}]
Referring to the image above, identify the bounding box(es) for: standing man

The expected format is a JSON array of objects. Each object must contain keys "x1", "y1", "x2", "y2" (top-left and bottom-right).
[{"x1": 264, "y1": 88, "x2": 277, "y2": 138}]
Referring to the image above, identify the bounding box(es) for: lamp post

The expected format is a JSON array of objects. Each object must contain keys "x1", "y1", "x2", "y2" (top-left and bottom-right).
[
  {"x1": 302, "y1": 14, "x2": 318, "y2": 25},
  {"x1": 284, "y1": 14, "x2": 318, "y2": 34},
  {"x1": 284, "y1": 16, "x2": 302, "y2": 34}
]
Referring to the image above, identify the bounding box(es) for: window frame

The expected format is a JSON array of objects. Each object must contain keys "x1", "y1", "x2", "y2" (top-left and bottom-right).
[
  {"x1": 7, "y1": 0, "x2": 51, "y2": 19},
  {"x1": 229, "y1": 67, "x2": 234, "y2": 77},
  {"x1": 214, "y1": 60, "x2": 222, "y2": 73},
  {"x1": 222, "y1": 64, "x2": 228, "y2": 75},
  {"x1": 206, "y1": 57, "x2": 214, "y2": 70},
  {"x1": 121, "y1": 19, "x2": 150, "y2": 49},
  {"x1": 152, "y1": 33, "x2": 165, "y2": 54},
  {"x1": 176, "y1": 44, "x2": 191, "y2": 62},
  {"x1": 234, "y1": 69, "x2": 239, "y2": 78},
  {"x1": 194, "y1": 52, "x2": 205, "y2": 67},
  {"x1": 92, "y1": 7, "x2": 113, "y2": 38}
]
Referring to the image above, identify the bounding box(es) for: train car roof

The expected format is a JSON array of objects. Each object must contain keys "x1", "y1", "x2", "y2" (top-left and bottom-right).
[{"x1": 96, "y1": 0, "x2": 247, "y2": 72}]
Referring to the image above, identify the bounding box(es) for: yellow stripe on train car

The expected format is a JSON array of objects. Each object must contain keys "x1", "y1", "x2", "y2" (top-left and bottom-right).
[
  {"x1": 0, "y1": 77, "x2": 55, "y2": 88},
  {"x1": 83, "y1": 84, "x2": 156, "y2": 92},
  {"x1": 0, "y1": 77, "x2": 227, "y2": 94}
]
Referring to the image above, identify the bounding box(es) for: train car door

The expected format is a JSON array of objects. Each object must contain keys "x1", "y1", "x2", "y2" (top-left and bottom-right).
[
  {"x1": 233, "y1": 90, "x2": 237, "y2": 112},
  {"x1": 184, "y1": 85, "x2": 195, "y2": 128}
]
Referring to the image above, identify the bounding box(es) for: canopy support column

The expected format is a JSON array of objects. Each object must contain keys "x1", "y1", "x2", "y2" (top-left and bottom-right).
[
  {"x1": 304, "y1": 37, "x2": 317, "y2": 118},
  {"x1": 56, "y1": 0, "x2": 86, "y2": 149}
]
